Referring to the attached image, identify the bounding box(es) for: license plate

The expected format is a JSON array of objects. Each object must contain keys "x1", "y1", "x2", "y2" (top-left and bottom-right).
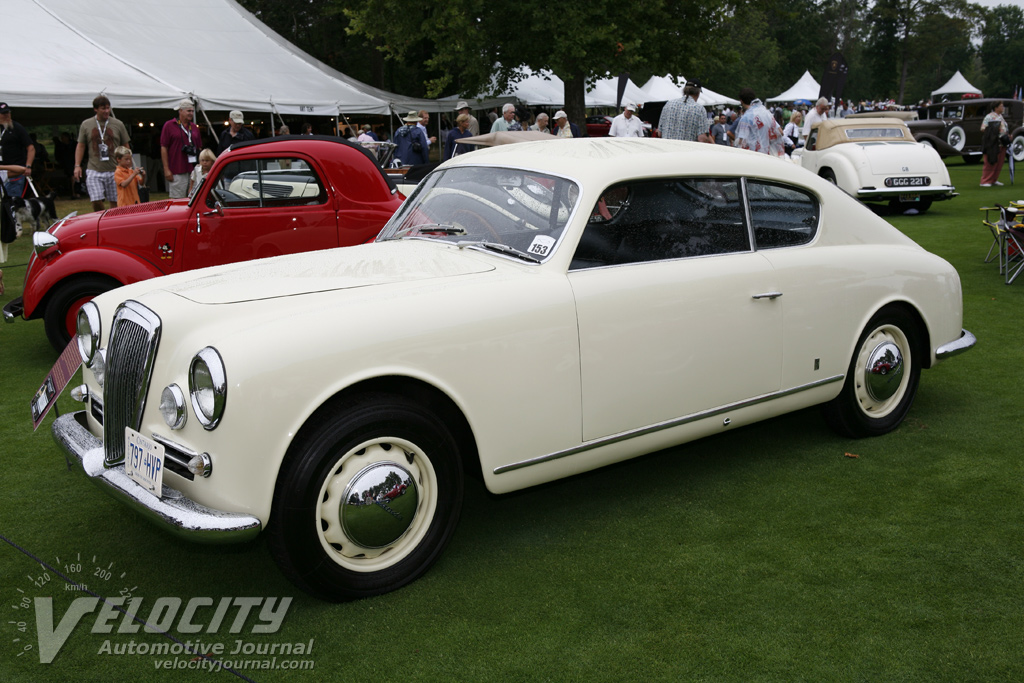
[
  {"x1": 898, "y1": 193, "x2": 920, "y2": 202},
  {"x1": 125, "y1": 427, "x2": 165, "y2": 497},
  {"x1": 885, "y1": 176, "x2": 928, "y2": 187}
]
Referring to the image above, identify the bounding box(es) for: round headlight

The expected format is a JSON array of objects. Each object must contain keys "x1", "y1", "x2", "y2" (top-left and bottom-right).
[
  {"x1": 76, "y1": 302, "x2": 101, "y2": 366},
  {"x1": 91, "y1": 349, "x2": 106, "y2": 389},
  {"x1": 189, "y1": 347, "x2": 227, "y2": 430},
  {"x1": 160, "y1": 384, "x2": 187, "y2": 430}
]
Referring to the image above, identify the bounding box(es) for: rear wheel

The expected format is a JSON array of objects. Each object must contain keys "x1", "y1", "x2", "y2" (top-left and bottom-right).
[
  {"x1": 268, "y1": 393, "x2": 464, "y2": 601},
  {"x1": 823, "y1": 306, "x2": 922, "y2": 438},
  {"x1": 43, "y1": 275, "x2": 118, "y2": 352},
  {"x1": 1010, "y1": 134, "x2": 1024, "y2": 163}
]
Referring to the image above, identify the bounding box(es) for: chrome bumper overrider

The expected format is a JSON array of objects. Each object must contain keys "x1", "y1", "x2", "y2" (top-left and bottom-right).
[
  {"x1": 53, "y1": 411, "x2": 261, "y2": 543},
  {"x1": 936, "y1": 328, "x2": 976, "y2": 360}
]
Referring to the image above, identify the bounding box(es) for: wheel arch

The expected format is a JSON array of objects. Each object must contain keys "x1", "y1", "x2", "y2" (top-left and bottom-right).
[
  {"x1": 23, "y1": 249, "x2": 165, "y2": 319},
  {"x1": 852, "y1": 299, "x2": 932, "y2": 371},
  {"x1": 29, "y1": 271, "x2": 123, "y2": 322},
  {"x1": 283, "y1": 375, "x2": 482, "y2": 484}
]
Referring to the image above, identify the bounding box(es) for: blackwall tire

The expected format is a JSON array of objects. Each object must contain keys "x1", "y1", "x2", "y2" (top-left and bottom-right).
[
  {"x1": 43, "y1": 275, "x2": 117, "y2": 352},
  {"x1": 823, "y1": 307, "x2": 922, "y2": 438},
  {"x1": 268, "y1": 393, "x2": 464, "y2": 601}
]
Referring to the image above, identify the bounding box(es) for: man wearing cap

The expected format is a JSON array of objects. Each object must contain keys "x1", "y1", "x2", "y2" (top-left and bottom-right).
[
  {"x1": 393, "y1": 111, "x2": 430, "y2": 166},
  {"x1": 551, "y1": 111, "x2": 581, "y2": 138},
  {"x1": 454, "y1": 101, "x2": 480, "y2": 137},
  {"x1": 73, "y1": 95, "x2": 131, "y2": 212},
  {"x1": 217, "y1": 111, "x2": 254, "y2": 156},
  {"x1": 609, "y1": 103, "x2": 645, "y2": 138},
  {"x1": 160, "y1": 99, "x2": 203, "y2": 199},
  {"x1": 659, "y1": 80, "x2": 707, "y2": 142},
  {"x1": 0, "y1": 102, "x2": 36, "y2": 198}
]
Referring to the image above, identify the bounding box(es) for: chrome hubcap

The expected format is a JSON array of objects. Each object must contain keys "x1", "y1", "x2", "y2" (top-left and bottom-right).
[
  {"x1": 865, "y1": 341, "x2": 904, "y2": 402},
  {"x1": 341, "y1": 462, "x2": 418, "y2": 549}
]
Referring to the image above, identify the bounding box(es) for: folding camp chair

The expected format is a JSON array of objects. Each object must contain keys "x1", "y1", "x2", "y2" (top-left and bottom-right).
[
  {"x1": 999, "y1": 205, "x2": 1024, "y2": 284},
  {"x1": 981, "y1": 206, "x2": 1002, "y2": 266}
]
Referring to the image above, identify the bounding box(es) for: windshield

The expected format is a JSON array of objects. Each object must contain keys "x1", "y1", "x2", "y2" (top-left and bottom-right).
[{"x1": 378, "y1": 166, "x2": 580, "y2": 262}]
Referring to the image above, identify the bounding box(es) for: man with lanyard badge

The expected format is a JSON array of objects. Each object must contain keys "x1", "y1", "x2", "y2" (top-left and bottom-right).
[
  {"x1": 74, "y1": 95, "x2": 131, "y2": 212},
  {"x1": 161, "y1": 99, "x2": 202, "y2": 199}
]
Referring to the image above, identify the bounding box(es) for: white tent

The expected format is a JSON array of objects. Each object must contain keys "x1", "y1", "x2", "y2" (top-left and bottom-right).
[
  {"x1": 638, "y1": 76, "x2": 739, "y2": 107},
  {"x1": 931, "y1": 71, "x2": 982, "y2": 99},
  {"x1": 587, "y1": 76, "x2": 648, "y2": 108},
  {"x1": 767, "y1": 71, "x2": 822, "y2": 103},
  {"x1": 5, "y1": 0, "x2": 468, "y2": 116}
]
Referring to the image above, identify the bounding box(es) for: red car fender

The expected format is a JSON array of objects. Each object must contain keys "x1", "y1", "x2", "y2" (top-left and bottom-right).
[{"x1": 23, "y1": 248, "x2": 167, "y2": 319}]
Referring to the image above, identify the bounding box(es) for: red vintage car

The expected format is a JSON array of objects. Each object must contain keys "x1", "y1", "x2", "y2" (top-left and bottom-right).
[{"x1": 3, "y1": 136, "x2": 404, "y2": 350}]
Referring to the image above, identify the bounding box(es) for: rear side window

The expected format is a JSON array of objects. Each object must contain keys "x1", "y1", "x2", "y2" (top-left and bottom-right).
[
  {"x1": 207, "y1": 158, "x2": 327, "y2": 208},
  {"x1": 746, "y1": 180, "x2": 819, "y2": 249}
]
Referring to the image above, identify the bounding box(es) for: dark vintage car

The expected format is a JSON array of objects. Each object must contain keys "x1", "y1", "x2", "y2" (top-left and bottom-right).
[
  {"x1": 3, "y1": 136, "x2": 404, "y2": 351},
  {"x1": 909, "y1": 98, "x2": 1024, "y2": 163}
]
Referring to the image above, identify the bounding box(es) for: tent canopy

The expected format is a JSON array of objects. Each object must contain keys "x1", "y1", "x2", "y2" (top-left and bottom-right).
[
  {"x1": 638, "y1": 76, "x2": 739, "y2": 107},
  {"x1": 767, "y1": 71, "x2": 822, "y2": 103},
  {"x1": 5, "y1": 0, "x2": 480, "y2": 117},
  {"x1": 931, "y1": 70, "x2": 982, "y2": 99}
]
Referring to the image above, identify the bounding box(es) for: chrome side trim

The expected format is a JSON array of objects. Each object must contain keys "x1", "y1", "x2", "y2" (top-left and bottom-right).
[
  {"x1": 935, "y1": 328, "x2": 976, "y2": 360},
  {"x1": 53, "y1": 411, "x2": 260, "y2": 543},
  {"x1": 494, "y1": 375, "x2": 844, "y2": 475}
]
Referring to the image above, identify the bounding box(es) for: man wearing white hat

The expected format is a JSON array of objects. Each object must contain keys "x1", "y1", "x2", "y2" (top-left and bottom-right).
[
  {"x1": 393, "y1": 111, "x2": 430, "y2": 166},
  {"x1": 609, "y1": 103, "x2": 644, "y2": 138},
  {"x1": 454, "y1": 101, "x2": 480, "y2": 137},
  {"x1": 217, "y1": 110, "x2": 254, "y2": 156},
  {"x1": 160, "y1": 98, "x2": 203, "y2": 199}
]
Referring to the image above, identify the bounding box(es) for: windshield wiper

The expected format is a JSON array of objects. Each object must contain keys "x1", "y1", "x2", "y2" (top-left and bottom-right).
[
  {"x1": 391, "y1": 223, "x2": 467, "y2": 238},
  {"x1": 455, "y1": 240, "x2": 542, "y2": 263}
]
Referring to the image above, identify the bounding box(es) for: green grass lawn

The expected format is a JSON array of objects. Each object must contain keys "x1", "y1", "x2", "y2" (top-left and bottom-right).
[{"x1": 1, "y1": 162, "x2": 1021, "y2": 682}]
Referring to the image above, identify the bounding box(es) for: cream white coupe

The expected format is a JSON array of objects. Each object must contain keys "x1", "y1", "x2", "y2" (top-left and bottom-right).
[
  {"x1": 53, "y1": 139, "x2": 975, "y2": 601},
  {"x1": 795, "y1": 118, "x2": 957, "y2": 214}
]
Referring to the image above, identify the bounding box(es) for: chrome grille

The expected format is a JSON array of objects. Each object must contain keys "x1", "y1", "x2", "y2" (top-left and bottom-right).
[{"x1": 102, "y1": 301, "x2": 161, "y2": 466}]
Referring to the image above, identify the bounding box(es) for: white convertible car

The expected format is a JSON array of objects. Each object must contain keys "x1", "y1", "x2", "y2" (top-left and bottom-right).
[
  {"x1": 796, "y1": 118, "x2": 957, "y2": 214},
  {"x1": 54, "y1": 139, "x2": 974, "y2": 601}
]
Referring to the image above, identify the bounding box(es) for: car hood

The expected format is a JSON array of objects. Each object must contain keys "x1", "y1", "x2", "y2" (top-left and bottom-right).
[
  {"x1": 860, "y1": 142, "x2": 945, "y2": 175},
  {"x1": 164, "y1": 240, "x2": 497, "y2": 305}
]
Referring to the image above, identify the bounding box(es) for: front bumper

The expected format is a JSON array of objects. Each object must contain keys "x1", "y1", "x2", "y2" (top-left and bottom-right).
[
  {"x1": 53, "y1": 410, "x2": 262, "y2": 543},
  {"x1": 936, "y1": 328, "x2": 976, "y2": 361},
  {"x1": 2, "y1": 296, "x2": 24, "y2": 323}
]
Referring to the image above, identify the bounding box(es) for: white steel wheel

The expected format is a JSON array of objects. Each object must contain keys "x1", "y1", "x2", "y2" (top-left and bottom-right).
[
  {"x1": 268, "y1": 394, "x2": 463, "y2": 601},
  {"x1": 823, "y1": 307, "x2": 922, "y2": 438},
  {"x1": 315, "y1": 436, "x2": 438, "y2": 572},
  {"x1": 946, "y1": 125, "x2": 966, "y2": 151}
]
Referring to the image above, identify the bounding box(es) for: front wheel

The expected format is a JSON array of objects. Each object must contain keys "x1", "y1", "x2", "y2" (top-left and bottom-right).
[
  {"x1": 823, "y1": 307, "x2": 922, "y2": 438},
  {"x1": 268, "y1": 394, "x2": 464, "y2": 601},
  {"x1": 43, "y1": 275, "x2": 118, "y2": 352}
]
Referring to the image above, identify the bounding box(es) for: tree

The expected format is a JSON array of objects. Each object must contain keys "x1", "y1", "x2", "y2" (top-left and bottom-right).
[
  {"x1": 341, "y1": 0, "x2": 723, "y2": 125},
  {"x1": 978, "y1": 4, "x2": 1024, "y2": 97}
]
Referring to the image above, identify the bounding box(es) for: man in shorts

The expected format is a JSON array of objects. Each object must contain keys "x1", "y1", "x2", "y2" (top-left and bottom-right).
[{"x1": 74, "y1": 95, "x2": 131, "y2": 212}]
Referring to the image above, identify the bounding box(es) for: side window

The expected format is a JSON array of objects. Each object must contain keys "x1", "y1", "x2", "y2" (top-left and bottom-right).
[
  {"x1": 746, "y1": 180, "x2": 819, "y2": 249},
  {"x1": 571, "y1": 178, "x2": 749, "y2": 270},
  {"x1": 207, "y1": 158, "x2": 326, "y2": 208}
]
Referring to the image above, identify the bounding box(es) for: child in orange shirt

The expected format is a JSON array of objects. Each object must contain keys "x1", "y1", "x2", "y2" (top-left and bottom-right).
[{"x1": 114, "y1": 146, "x2": 146, "y2": 206}]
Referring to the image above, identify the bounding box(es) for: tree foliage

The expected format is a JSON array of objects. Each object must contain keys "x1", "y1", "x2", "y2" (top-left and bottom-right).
[{"x1": 238, "y1": 0, "x2": 1015, "y2": 114}]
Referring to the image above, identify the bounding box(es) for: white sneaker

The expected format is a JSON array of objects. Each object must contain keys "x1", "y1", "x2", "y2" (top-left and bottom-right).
[
  {"x1": 994, "y1": 181, "x2": 1004, "y2": 186},
  {"x1": 980, "y1": 183, "x2": 992, "y2": 187}
]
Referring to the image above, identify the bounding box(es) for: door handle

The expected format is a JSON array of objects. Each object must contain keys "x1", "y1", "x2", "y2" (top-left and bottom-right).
[{"x1": 752, "y1": 291, "x2": 783, "y2": 300}]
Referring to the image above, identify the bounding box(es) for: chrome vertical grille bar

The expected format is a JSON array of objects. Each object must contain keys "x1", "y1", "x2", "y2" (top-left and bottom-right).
[{"x1": 102, "y1": 301, "x2": 161, "y2": 466}]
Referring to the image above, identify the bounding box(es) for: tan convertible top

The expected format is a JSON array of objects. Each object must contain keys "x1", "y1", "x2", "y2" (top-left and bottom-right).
[{"x1": 811, "y1": 118, "x2": 914, "y2": 151}]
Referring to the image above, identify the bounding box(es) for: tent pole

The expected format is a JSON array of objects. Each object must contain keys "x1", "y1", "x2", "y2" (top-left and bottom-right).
[{"x1": 195, "y1": 98, "x2": 220, "y2": 148}]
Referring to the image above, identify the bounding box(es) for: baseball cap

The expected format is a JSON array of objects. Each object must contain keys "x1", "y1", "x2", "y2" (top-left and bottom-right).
[
  {"x1": 0, "y1": 102, "x2": 10, "y2": 114},
  {"x1": 229, "y1": 110, "x2": 244, "y2": 124},
  {"x1": 175, "y1": 98, "x2": 194, "y2": 110},
  {"x1": 553, "y1": 110, "x2": 567, "y2": 120}
]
